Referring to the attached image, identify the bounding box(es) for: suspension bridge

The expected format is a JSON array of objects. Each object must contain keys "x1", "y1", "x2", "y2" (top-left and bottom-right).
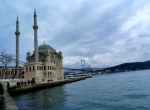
[
  {"x1": 0, "y1": 54, "x2": 95, "y2": 76},
  {"x1": 63, "y1": 59, "x2": 94, "y2": 73}
]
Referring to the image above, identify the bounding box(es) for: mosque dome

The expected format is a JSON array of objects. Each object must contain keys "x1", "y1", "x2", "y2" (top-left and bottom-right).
[{"x1": 38, "y1": 41, "x2": 55, "y2": 51}]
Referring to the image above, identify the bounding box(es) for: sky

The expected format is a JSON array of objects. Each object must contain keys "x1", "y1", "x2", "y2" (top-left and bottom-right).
[{"x1": 0, "y1": 0, "x2": 150, "y2": 68}]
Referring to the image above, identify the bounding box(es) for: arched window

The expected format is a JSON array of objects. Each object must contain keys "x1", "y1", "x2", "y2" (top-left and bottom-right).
[
  {"x1": 30, "y1": 67, "x2": 31, "y2": 71},
  {"x1": 33, "y1": 66, "x2": 34, "y2": 71},
  {"x1": 26, "y1": 67, "x2": 28, "y2": 72}
]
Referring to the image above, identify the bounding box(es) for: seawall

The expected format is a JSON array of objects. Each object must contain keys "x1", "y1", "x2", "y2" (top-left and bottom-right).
[
  {"x1": 8, "y1": 77, "x2": 86, "y2": 96},
  {"x1": 3, "y1": 86, "x2": 18, "y2": 110}
]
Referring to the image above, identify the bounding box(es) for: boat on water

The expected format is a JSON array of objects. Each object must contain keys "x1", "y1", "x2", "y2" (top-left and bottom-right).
[
  {"x1": 78, "y1": 73, "x2": 92, "y2": 78},
  {"x1": 85, "y1": 75, "x2": 92, "y2": 78},
  {"x1": 65, "y1": 73, "x2": 92, "y2": 79},
  {"x1": 65, "y1": 74, "x2": 75, "y2": 79}
]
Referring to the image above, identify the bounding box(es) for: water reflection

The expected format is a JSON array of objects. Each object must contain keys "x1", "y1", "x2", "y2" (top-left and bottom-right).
[{"x1": 13, "y1": 85, "x2": 67, "y2": 110}]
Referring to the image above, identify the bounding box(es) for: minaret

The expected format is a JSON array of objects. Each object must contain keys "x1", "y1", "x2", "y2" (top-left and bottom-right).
[
  {"x1": 33, "y1": 9, "x2": 39, "y2": 62},
  {"x1": 15, "y1": 16, "x2": 20, "y2": 68},
  {"x1": 26, "y1": 51, "x2": 31, "y2": 63}
]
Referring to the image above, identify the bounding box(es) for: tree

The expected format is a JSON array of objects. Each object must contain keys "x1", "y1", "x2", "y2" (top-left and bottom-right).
[{"x1": 0, "y1": 51, "x2": 14, "y2": 79}]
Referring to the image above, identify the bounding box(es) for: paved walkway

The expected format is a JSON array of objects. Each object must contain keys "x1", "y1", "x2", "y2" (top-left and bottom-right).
[{"x1": 3, "y1": 86, "x2": 18, "y2": 110}]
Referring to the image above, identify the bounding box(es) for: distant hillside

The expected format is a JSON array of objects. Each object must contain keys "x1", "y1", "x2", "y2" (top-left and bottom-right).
[
  {"x1": 63, "y1": 60, "x2": 150, "y2": 74},
  {"x1": 96, "y1": 60, "x2": 150, "y2": 73}
]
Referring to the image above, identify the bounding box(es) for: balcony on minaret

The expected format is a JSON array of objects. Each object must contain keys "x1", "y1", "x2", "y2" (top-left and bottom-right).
[
  {"x1": 15, "y1": 31, "x2": 20, "y2": 36},
  {"x1": 33, "y1": 25, "x2": 38, "y2": 30}
]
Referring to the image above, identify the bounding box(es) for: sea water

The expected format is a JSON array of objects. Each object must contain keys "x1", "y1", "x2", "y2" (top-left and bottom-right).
[{"x1": 13, "y1": 70, "x2": 150, "y2": 110}]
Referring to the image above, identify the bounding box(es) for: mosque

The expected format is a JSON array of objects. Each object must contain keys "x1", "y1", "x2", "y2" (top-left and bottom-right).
[
  {"x1": 24, "y1": 10, "x2": 64, "y2": 83},
  {"x1": 0, "y1": 9, "x2": 64, "y2": 83}
]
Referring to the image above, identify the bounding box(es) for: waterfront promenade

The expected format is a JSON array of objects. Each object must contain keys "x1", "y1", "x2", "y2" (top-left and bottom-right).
[
  {"x1": 8, "y1": 77, "x2": 86, "y2": 96},
  {"x1": 3, "y1": 86, "x2": 18, "y2": 110}
]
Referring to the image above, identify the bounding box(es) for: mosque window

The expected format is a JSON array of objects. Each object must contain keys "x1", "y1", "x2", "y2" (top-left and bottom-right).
[
  {"x1": 33, "y1": 66, "x2": 34, "y2": 71},
  {"x1": 26, "y1": 67, "x2": 28, "y2": 72},
  {"x1": 44, "y1": 66, "x2": 46, "y2": 70},
  {"x1": 30, "y1": 67, "x2": 31, "y2": 71}
]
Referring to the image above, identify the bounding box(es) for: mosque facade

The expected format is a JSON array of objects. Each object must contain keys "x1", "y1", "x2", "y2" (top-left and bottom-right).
[{"x1": 23, "y1": 10, "x2": 64, "y2": 83}]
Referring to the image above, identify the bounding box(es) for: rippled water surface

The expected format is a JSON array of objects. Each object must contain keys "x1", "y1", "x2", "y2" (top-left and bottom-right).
[{"x1": 13, "y1": 70, "x2": 150, "y2": 110}]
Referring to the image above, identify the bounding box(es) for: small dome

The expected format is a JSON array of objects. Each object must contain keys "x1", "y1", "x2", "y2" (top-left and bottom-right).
[{"x1": 27, "y1": 51, "x2": 30, "y2": 54}]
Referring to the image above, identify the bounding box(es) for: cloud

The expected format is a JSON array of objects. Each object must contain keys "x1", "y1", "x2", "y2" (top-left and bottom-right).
[{"x1": 1, "y1": 0, "x2": 150, "y2": 68}]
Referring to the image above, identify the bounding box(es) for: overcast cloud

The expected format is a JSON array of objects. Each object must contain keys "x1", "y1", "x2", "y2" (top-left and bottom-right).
[{"x1": 0, "y1": 0, "x2": 150, "y2": 68}]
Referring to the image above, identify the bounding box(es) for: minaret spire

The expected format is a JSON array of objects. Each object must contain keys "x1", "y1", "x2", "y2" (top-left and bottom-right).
[
  {"x1": 34, "y1": 8, "x2": 36, "y2": 15},
  {"x1": 15, "y1": 16, "x2": 20, "y2": 68},
  {"x1": 17, "y1": 15, "x2": 18, "y2": 22},
  {"x1": 33, "y1": 9, "x2": 39, "y2": 62}
]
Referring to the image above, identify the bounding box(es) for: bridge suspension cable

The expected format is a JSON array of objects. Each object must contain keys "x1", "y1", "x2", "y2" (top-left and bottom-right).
[
  {"x1": 64, "y1": 61, "x2": 80, "y2": 68},
  {"x1": 63, "y1": 59, "x2": 93, "y2": 73}
]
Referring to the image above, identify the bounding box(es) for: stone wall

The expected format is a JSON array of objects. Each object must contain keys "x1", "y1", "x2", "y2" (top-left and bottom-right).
[{"x1": 8, "y1": 77, "x2": 86, "y2": 96}]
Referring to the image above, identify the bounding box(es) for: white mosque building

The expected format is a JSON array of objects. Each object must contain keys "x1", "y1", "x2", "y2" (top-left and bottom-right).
[{"x1": 22, "y1": 10, "x2": 64, "y2": 83}]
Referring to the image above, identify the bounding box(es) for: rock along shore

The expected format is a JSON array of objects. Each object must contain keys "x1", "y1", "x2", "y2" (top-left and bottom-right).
[{"x1": 8, "y1": 77, "x2": 86, "y2": 96}]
